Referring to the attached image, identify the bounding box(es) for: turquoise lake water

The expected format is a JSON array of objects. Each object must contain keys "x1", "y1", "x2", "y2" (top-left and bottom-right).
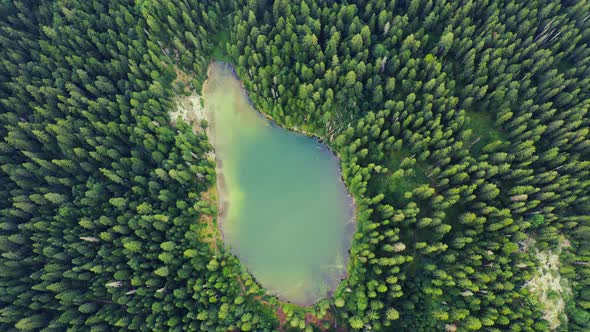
[{"x1": 203, "y1": 62, "x2": 355, "y2": 305}]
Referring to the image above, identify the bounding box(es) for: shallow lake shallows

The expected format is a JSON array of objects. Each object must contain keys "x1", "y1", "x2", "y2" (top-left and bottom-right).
[{"x1": 203, "y1": 62, "x2": 355, "y2": 305}]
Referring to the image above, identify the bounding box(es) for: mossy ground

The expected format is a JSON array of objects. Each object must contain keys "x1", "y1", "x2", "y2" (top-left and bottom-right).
[
  {"x1": 368, "y1": 148, "x2": 429, "y2": 205},
  {"x1": 211, "y1": 30, "x2": 231, "y2": 62},
  {"x1": 464, "y1": 110, "x2": 507, "y2": 155}
]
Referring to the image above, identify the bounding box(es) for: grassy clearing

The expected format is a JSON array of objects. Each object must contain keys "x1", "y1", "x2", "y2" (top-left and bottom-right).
[
  {"x1": 389, "y1": 149, "x2": 429, "y2": 189},
  {"x1": 211, "y1": 30, "x2": 231, "y2": 62},
  {"x1": 368, "y1": 148, "x2": 429, "y2": 205},
  {"x1": 464, "y1": 110, "x2": 507, "y2": 155}
]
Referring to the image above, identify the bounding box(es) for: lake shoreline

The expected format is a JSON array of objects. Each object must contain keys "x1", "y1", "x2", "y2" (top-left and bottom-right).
[
  {"x1": 219, "y1": 61, "x2": 359, "y2": 295},
  {"x1": 202, "y1": 64, "x2": 230, "y2": 246},
  {"x1": 197, "y1": 61, "x2": 358, "y2": 307}
]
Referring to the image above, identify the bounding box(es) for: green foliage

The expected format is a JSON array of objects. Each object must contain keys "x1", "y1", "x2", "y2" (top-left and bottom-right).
[
  {"x1": 0, "y1": 1, "x2": 272, "y2": 331},
  {"x1": 211, "y1": 30, "x2": 232, "y2": 62},
  {"x1": 1, "y1": 0, "x2": 589, "y2": 331},
  {"x1": 229, "y1": 0, "x2": 590, "y2": 330}
]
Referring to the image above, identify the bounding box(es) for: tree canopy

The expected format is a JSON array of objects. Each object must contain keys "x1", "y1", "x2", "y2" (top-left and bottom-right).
[{"x1": 1, "y1": 0, "x2": 589, "y2": 331}]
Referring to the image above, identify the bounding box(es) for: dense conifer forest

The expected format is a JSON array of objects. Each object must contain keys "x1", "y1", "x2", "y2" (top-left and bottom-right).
[{"x1": 1, "y1": 0, "x2": 589, "y2": 331}]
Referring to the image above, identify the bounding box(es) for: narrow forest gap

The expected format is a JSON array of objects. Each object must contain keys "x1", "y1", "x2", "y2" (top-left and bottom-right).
[{"x1": 198, "y1": 186, "x2": 220, "y2": 254}]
